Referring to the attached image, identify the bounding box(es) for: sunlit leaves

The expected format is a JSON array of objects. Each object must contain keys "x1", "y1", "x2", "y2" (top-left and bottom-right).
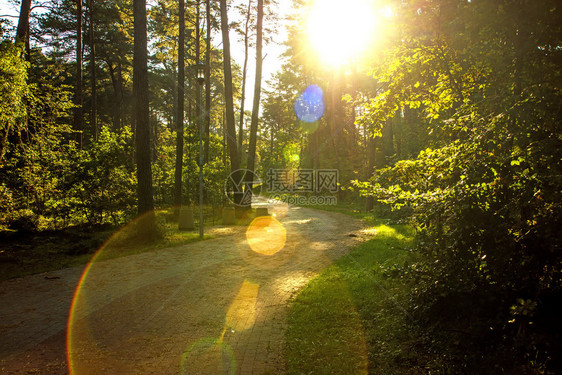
[
  {"x1": 0, "y1": 41, "x2": 28, "y2": 161},
  {"x1": 351, "y1": 1, "x2": 562, "y2": 368}
]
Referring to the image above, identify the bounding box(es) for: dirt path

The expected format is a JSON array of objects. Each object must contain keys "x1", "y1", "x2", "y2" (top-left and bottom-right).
[{"x1": 0, "y1": 203, "x2": 369, "y2": 374}]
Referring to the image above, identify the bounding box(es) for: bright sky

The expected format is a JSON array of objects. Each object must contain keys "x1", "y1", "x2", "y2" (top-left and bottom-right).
[
  {"x1": 0, "y1": 0, "x2": 290, "y2": 110},
  {"x1": 0, "y1": 0, "x2": 19, "y2": 20},
  {"x1": 230, "y1": 0, "x2": 291, "y2": 109}
]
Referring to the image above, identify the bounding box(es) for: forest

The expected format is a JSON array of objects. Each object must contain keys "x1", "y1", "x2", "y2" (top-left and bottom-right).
[{"x1": 1, "y1": 0, "x2": 561, "y2": 373}]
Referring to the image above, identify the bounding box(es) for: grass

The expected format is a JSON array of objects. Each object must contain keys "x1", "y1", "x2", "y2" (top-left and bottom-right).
[
  {"x1": 0, "y1": 205, "x2": 278, "y2": 281},
  {"x1": 289, "y1": 203, "x2": 560, "y2": 374},
  {"x1": 0, "y1": 207, "x2": 222, "y2": 282},
  {"x1": 90, "y1": 216, "x2": 216, "y2": 263},
  {"x1": 303, "y1": 201, "x2": 381, "y2": 225},
  {"x1": 286, "y1": 220, "x2": 429, "y2": 374},
  {"x1": 304, "y1": 203, "x2": 366, "y2": 218}
]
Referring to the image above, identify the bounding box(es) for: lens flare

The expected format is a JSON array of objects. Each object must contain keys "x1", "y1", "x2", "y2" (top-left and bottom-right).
[
  {"x1": 294, "y1": 85, "x2": 325, "y2": 122},
  {"x1": 283, "y1": 143, "x2": 301, "y2": 165},
  {"x1": 66, "y1": 211, "x2": 166, "y2": 374},
  {"x1": 307, "y1": 0, "x2": 380, "y2": 67},
  {"x1": 245, "y1": 216, "x2": 287, "y2": 256},
  {"x1": 225, "y1": 280, "x2": 259, "y2": 332},
  {"x1": 180, "y1": 338, "x2": 235, "y2": 375},
  {"x1": 309, "y1": 241, "x2": 334, "y2": 251},
  {"x1": 299, "y1": 120, "x2": 319, "y2": 134}
]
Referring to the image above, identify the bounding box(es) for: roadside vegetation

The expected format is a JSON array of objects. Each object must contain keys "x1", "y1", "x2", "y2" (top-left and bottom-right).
[
  {"x1": 287, "y1": 219, "x2": 418, "y2": 374},
  {"x1": 1, "y1": 0, "x2": 559, "y2": 371},
  {"x1": 287, "y1": 203, "x2": 560, "y2": 373},
  {"x1": 0, "y1": 208, "x2": 219, "y2": 282}
]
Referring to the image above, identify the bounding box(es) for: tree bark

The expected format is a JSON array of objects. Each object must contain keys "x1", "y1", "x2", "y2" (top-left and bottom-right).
[
  {"x1": 16, "y1": 0, "x2": 32, "y2": 55},
  {"x1": 203, "y1": 0, "x2": 211, "y2": 164},
  {"x1": 88, "y1": 0, "x2": 97, "y2": 141},
  {"x1": 117, "y1": 61, "x2": 124, "y2": 127},
  {"x1": 106, "y1": 57, "x2": 123, "y2": 130},
  {"x1": 241, "y1": 0, "x2": 262, "y2": 214},
  {"x1": 219, "y1": 0, "x2": 239, "y2": 172},
  {"x1": 365, "y1": 135, "x2": 376, "y2": 212},
  {"x1": 238, "y1": 0, "x2": 252, "y2": 156},
  {"x1": 74, "y1": 0, "x2": 83, "y2": 148},
  {"x1": 246, "y1": 0, "x2": 262, "y2": 174},
  {"x1": 133, "y1": 0, "x2": 154, "y2": 217},
  {"x1": 174, "y1": 0, "x2": 186, "y2": 215},
  {"x1": 195, "y1": 2, "x2": 201, "y2": 131},
  {"x1": 382, "y1": 117, "x2": 394, "y2": 159},
  {"x1": 219, "y1": 0, "x2": 242, "y2": 211}
]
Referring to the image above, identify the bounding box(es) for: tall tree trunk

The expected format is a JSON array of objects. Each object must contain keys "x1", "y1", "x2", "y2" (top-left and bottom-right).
[
  {"x1": 365, "y1": 134, "x2": 375, "y2": 212},
  {"x1": 174, "y1": 0, "x2": 186, "y2": 215},
  {"x1": 238, "y1": 0, "x2": 252, "y2": 155},
  {"x1": 74, "y1": 0, "x2": 83, "y2": 148},
  {"x1": 395, "y1": 110, "x2": 402, "y2": 158},
  {"x1": 195, "y1": 0, "x2": 205, "y2": 210},
  {"x1": 133, "y1": 0, "x2": 154, "y2": 217},
  {"x1": 246, "y1": 0, "x2": 262, "y2": 174},
  {"x1": 203, "y1": 0, "x2": 211, "y2": 164},
  {"x1": 219, "y1": 0, "x2": 239, "y2": 172},
  {"x1": 219, "y1": 0, "x2": 242, "y2": 211},
  {"x1": 328, "y1": 71, "x2": 341, "y2": 197},
  {"x1": 243, "y1": 0, "x2": 262, "y2": 213},
  {"x1": 16, "y1": 0, "x2": 32, "y2": 57},
  {"x1": 106, "y1": 57, "x2": 123, "y2": 130},
  {"x1": 382, "y1": 117, "x2": 394, "y2": 159},
  {"x1": 195, "y1": 2, "x2": 201, "y2": 127},
  {"x1": 117, "y1": 61, "x2": 124, "y2": 127},
  {"x1": 270, "y1": 127, "x2": 274, "y2": 162},
  {"x1": 88, "y1": 0, "x2": 97, "y2": 141},
  {"x1": 222, "y1": 106, "x2": 227, "y2": 170}
]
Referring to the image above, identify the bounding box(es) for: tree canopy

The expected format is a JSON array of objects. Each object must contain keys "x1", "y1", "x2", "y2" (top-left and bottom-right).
[{"x1": 0, "y1": 0, "x2": 560, "y2": 371}]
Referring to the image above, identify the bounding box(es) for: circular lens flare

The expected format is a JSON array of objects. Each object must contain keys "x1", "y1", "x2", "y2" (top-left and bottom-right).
[
  {"x1": 245, "y1": 216, "x2": 287, "y2": 256},
  {"x1": 66, "y1": 211, "x2": 166, "y2": 374},
  {"x1": 294, "y1": 84, "x2": 325, "y2": 122}
]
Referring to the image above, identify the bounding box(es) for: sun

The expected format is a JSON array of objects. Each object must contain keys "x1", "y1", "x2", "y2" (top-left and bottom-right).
[{"x1": 306, "y1": 0, "x2": 384, "y2": 68}]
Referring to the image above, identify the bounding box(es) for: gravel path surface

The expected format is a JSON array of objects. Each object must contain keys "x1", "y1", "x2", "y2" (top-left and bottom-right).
[{"x1": 0, "y1": 203, "x2": 369, "y2": 374}]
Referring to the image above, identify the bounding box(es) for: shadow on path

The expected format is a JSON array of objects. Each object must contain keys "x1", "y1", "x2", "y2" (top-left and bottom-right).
[{"x1": 0, "y1": 202, "x2": 369, "y2": 374}]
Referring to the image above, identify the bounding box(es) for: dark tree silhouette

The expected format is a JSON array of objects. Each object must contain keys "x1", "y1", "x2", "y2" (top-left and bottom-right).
[
  {"x1": 219, "y1": 0, "x2": 241, "y2": 206},
  {"x1": 133, "y1": 0, "x2": 154, "y2": 217},
  {"x1": 74, "y1": 0, "x2": 83, "y2": 148},
  {"x1": 246, "y1": 0, "x2": 263, "y2": 175},
  {"x1": 16, "y1": 0, "x2": 32, "y2": 56},
  {"x1": 87, "y1": 0, "x2": 97, "y2": 140},
  {"x1": 174, "y1": 0, "x2": 186, "y2": 214}
]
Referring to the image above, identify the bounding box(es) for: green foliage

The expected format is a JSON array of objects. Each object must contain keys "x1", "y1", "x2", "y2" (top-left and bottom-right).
[
  {"x1": 1, "y1": 0, "x2": 237, "y2": 234},
  {"x1": 352, "y1": 0, "x2": 562, "y2": 371},
  {"x1": 0, "y1": 36, "x2": 137, "y2": 229},
  {"x1": 201, "y1": 134, "x2": 231, "y2": 206},
  {"x1": 0, "y1": 39, "x2": 80, "y2": 230},
  {"x1": 287, "y1": 223, "x2": 419, "y2": 374},
  {"x1": 259, "y1": 69, "x2": 308, "y2": 172},
  {"x1": 69, "y1": 126, "x2": 137, "y2": 225},
  {"x1": 0, "y1": 40, "x2": 28, "y2": 162}
]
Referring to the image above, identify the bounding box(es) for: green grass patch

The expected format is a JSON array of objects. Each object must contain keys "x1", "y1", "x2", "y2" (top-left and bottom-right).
[
  {"x1": 0, "y1": 208, "x2": 220, "y2": 281},
  {"x1": 305, "y1": 203, "x2": 369, "y2": 219},
  {"x1": 286, "y1": 223, "x2": 427, "y2": 374},
  {"x1": 91, "y1": 217, "x2": 215, "y2": 263}
]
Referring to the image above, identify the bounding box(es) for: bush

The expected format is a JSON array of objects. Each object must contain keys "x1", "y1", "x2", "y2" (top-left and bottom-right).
[{"x1": 8, "y1": 209, "x2": 38, "y2": 232}]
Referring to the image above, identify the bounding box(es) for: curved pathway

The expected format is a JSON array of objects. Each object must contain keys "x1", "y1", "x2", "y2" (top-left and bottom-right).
[{"x1": 0, "y1": 203, "x2": 369, "y2": 374}]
